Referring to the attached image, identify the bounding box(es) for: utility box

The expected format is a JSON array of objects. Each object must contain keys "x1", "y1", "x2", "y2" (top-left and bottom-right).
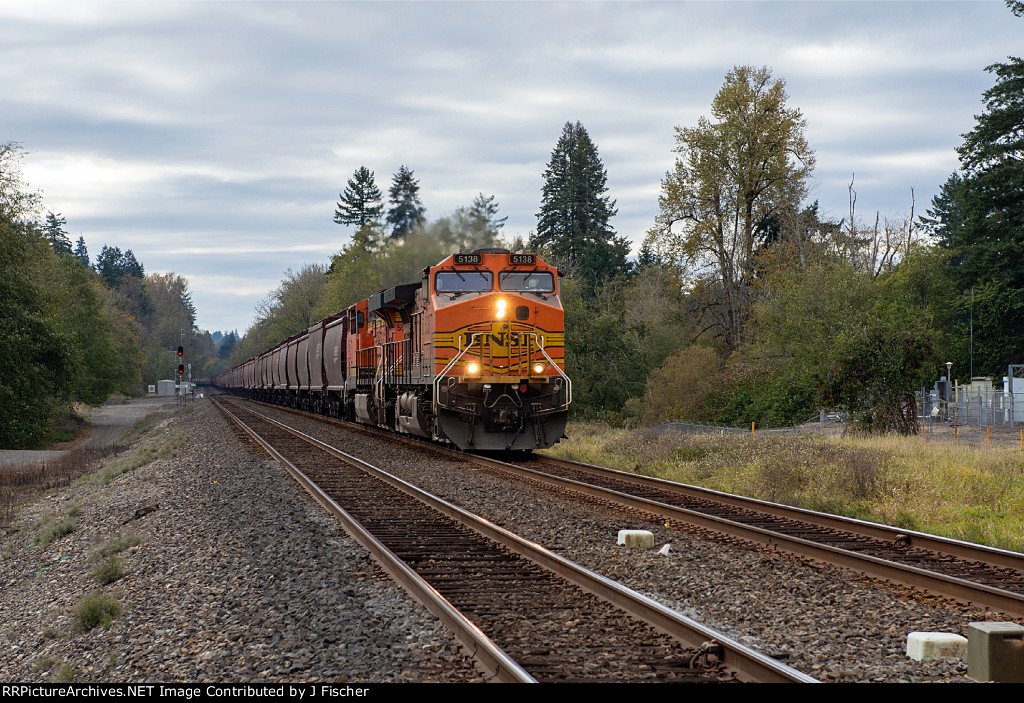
[
  {"x1": 968, "y1": 622, "x2": 1024, "y2": 682},
  {"x1": 157, "y1": 379, "x2": 176, "y2": 397}
]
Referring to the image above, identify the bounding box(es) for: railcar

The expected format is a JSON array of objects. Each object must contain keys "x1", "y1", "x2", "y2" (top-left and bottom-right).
[{"x1": 214, "y1": 248, "x2": 570, "y2": 451}]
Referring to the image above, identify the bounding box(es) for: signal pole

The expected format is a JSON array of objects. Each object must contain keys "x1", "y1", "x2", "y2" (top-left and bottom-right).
[{"x1": 177, "y1": 345, "x2": 186, "y2": 406}]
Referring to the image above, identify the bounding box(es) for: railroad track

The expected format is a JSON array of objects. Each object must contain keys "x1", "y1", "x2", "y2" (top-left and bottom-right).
[
  {"x1": 236, "y1": 397, "x2": 1024, "y2": 619},
  {"x1": 211, "y1": 395, "x2": 814, "y2": 684},
  {"x1": 454, "y1": 454, "x2": 1024, "y2": 618},
  {"x1": 510, "y1": 455, "x2": 1024, "y2": 613}
]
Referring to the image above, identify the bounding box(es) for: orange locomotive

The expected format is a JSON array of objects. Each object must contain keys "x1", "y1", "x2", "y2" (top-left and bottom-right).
[{"x1": 215, "y1": 248, "x2": 571, "y2": 451}]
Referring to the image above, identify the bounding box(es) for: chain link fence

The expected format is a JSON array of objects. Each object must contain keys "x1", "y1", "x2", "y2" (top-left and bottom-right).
[{"x1": 922, "y1": 383, "x2": 1024, "y2": 429}]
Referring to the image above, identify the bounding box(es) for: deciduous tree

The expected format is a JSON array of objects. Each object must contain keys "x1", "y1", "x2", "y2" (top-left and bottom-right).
[{"x1": 649, "y1": 66, "x2": 814, "y2": 349}]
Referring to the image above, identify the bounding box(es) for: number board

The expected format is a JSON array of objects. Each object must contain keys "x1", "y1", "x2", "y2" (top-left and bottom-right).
[
  {"x1": 509, "y1": 253, "x2": 535, "y2": 265},
  {"x1": 453, "y1": 253, "x2": 482, "y2": 264}
]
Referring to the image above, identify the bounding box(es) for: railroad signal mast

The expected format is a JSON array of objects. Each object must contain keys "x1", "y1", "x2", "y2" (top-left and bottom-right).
[{"x1": 177, "y1": 345, "x2": 187, "y2": 405}]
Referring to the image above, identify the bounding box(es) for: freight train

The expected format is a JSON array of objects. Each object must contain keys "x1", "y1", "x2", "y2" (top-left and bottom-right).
[{"x1": 213, "y1": 248, "x2": 570, "y2": 451}]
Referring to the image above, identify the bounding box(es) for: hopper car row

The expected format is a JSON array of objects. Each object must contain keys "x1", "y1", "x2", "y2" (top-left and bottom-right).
[{"x1": 213, "y1": 248, "x2": 571, "y2": 451}]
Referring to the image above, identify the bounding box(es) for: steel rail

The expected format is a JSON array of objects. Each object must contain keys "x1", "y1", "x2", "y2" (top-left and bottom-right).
[
  {"x1": 456, "y1": 453, "x2": 1024, "y2": 618},
  {"x1": 213, "y1": 397, "x2": 535, "y2": 683},
  {"x1": 533, "y1": 455, "x2": 1024, "y2": 573},
  {"x1": 226, "y1": 397, "x2": 1024, "y2": 616},
  {"x1": 217, "y1": 396, "x2": 816, "y2": 684}
]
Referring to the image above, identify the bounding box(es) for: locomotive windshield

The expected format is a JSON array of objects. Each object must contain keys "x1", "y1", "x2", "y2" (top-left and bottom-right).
[
  {"x1": 435, "y1": 270, "x2": 493, "y2": 293},
  {"x1": 498, "y1": 271, "x2": 555, "y2": 293}
]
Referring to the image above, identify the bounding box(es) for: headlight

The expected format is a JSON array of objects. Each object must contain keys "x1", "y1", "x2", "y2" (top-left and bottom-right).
[
  {"x1": 496, "y1": 298, "x2": 507, "y2": 319},
  {"x1": 467, "y1": 362, "x2": 480, "y2": 374},
  {"x1": 533, "y1": 363, "x2": 545, "y2": 374}
]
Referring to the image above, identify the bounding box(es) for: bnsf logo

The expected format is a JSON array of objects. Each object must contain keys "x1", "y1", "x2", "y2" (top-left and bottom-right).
[{"x1": 462, "y1": 331, "x2": 534, "y2": 349}]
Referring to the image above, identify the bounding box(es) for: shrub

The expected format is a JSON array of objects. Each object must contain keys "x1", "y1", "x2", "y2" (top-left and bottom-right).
[
  {"x1": 35, "y1": 518, "x2": 75, "y2": 549},
  {"x1": 92, "y1": 533, "x2": 141, "y2": 561},
  {"x1": 90, "y1": 558, "x2": 125, "y2": 585},
  {"x1": 74, "y1": 590, "x2": 122, "y2": 632}
]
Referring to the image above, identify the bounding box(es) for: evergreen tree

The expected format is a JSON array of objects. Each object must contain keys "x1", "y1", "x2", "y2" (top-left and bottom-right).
[
  {"x1": 334, "y1": 166, "x2": 383, "y2": 228},
  {"x1": 919, "y1": 172, "x2": 966, "y2": 245},
  {"x1": 532, "y1": 121, "x2": 629, "y2": 289},
  {"x1": 95, "y1": 245, "x2": 145, "y2": 289},
  {"x1": 73, "y1": 236, "x2": 89, "y2": 268},
  {"x1": 218, "y1": 331, "x2": 239, "y2": 360},
  {"x1": 929, "y1": 6, "x2": 1024, "y2": 373},
  {"x1": 385, "y1": 165, "x2": 426, "y2": 239},
  {"x1": 950, "y1": 56, "x2": 1024, "y2": 292},
  {"x1": 43, "y1": 211, "x2": 71, "y2": 255},
  {"x1": 468, "y1": 193, "x2": 507, "y2": 235}
]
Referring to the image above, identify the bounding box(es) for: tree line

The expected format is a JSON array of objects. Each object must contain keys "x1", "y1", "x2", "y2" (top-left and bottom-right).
[
  {"x1": 0, "y1": 143, "x2": 225, "y2": 448},
  {"x1": 11, "y1": 3, "x2": 1016, "y2": 444}
]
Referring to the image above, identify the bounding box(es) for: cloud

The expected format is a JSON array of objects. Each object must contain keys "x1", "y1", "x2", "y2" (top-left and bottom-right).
[{"x1": 5, "y1": 0, "x2": 1021, "y2": 333}]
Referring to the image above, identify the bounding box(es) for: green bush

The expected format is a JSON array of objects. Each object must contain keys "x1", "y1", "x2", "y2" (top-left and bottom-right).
[
  {"x1": 74, "y1": 590, "x2": 122, "y2": 632},
  {"x1": 90, "y1": 557, "x2": 125, "y2": 585}
]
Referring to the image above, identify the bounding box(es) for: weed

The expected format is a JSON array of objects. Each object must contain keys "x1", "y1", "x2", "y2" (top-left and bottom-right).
[
  {"x1": 90, "y1": 557, "x2": 126, "y2": 585},
  {"x1": 53, "y1": 662, "x2": 75, "y2": 683},
  {"x1": 74, "y1": 590, "x2": 122, "y2": 632},
  {"x1": 91, "y1": 533, "x2": 141, "y2": 561},
  {"x1": 35, "y1": 518, "x2": 75, "y2": 549},
  {"x1": 542, "y1": 420, "x2": 1024, "y2": 551}
]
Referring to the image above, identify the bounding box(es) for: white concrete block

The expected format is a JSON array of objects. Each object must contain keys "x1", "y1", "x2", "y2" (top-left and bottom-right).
[
  {"x1": 617, "y1": 530, "x2": 654, "y2": 548},
  {"x1": 907, "y1": 632, "x2": 968, "y2": 661}
]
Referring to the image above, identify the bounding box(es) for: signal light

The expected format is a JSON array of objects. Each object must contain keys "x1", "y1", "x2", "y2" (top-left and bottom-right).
[
  {"x1": 177, "y1": 346, "x2": 183, "y2": 358},
  {"x1": 178, "y1": 364, "x2": 184, "y2": 376}
]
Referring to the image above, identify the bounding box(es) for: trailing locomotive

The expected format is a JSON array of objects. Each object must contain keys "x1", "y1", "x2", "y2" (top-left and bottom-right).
[{"x1": 213, "y1": 248, "x2": 570, "y2": 451}]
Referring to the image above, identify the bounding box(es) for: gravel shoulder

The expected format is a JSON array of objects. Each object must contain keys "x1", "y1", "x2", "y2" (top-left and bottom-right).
[{"x1": 0, "y1": 398, "x2": 481, "y2": 683}]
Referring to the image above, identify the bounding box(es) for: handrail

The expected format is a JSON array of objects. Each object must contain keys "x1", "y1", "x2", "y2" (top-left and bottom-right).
[
  {"x1": 433, "y1": 332, "x2": 482, "y2": 410},
  {"x1": 526, "y1": 333, "x2": 571, "y2": 407}
]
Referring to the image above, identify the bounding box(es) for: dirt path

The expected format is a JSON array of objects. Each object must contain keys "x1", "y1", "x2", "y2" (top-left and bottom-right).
[{"x1": 0, "y1": 396, "x2": 185, "y2": 466}]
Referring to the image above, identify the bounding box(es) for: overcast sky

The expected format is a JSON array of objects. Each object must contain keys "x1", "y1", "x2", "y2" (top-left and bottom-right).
[{"x1": 2, "y1": 0, "x2": 1019, "y2": 333}]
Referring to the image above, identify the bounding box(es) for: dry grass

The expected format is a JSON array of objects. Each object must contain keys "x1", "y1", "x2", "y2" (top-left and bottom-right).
[
  {"x1": 1, "y1": 409, "x2": 185, "y2": 529},
  {"x1": 0, "y1": 446, "x2": 119, "y2": 491},
  {"x1": 542, "y1": 421, "x2": 1024, "y2": 552}
]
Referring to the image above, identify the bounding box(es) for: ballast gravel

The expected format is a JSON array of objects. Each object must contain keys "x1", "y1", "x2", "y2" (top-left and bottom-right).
[
  {"x1": 244, "y1": 401, "x2": 1021, "y2": 684},
  {"x1": 3, "y1": 395, "x2": 1014, "y2": 683},
  {"x1": 0, "y1": 400, "x2": 481, "y2": 683}
]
